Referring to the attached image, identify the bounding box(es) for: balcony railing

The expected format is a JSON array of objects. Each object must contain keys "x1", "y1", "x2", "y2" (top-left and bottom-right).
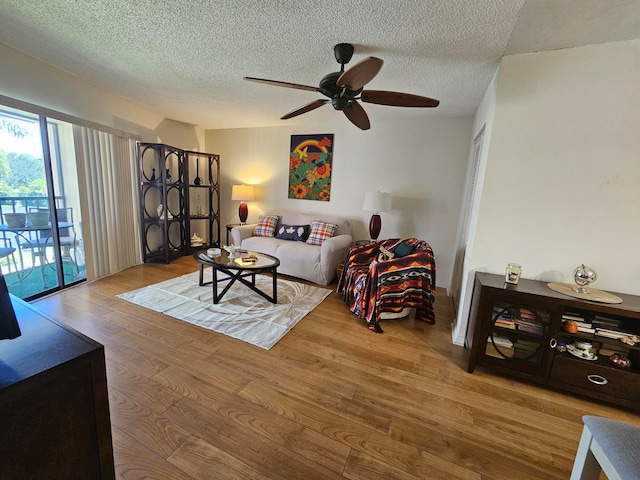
[{"x1": 0, "y1": 195, "x2": 65, "y2": 217}]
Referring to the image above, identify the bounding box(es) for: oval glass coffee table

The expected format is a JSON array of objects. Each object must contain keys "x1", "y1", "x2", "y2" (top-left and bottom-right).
[{"x1": 193, "y1": 250, "x2": 280, "y2": 304}]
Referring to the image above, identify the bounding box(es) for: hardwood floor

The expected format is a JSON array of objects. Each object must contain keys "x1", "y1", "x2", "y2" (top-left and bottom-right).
[{"x1": 33, "y1": 256, "x2": 639, "y2": 479}]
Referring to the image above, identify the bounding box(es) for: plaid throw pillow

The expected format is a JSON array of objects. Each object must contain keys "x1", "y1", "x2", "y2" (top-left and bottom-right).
[
  {"x1": 253, "y1": 215, "x2": 279, "y2": 237},
  {"x1": 305, "y1": 220, "x2": 337, "y2": 246}
]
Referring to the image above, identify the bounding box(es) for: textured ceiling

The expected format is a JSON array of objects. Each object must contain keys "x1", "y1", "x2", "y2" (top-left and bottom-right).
[{"x1": 1, "y1": 0, "x2": 639, "y2": 130}]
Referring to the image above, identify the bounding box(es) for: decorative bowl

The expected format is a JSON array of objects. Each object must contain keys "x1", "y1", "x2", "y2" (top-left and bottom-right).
[
  {"x1": 3, "y1": 213, "x2": 27, "y2": 228},
  {"x1": 610, "y1": 354, "x2": 631, "y2": 368},
  {"x1": 28, "y1": 211, "x2": 50, "y2": 227}
]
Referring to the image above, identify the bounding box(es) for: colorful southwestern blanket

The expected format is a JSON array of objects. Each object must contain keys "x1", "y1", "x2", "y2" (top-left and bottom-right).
[{"x1": 338, "y1": 238, "x2": 436, "y2": 333}]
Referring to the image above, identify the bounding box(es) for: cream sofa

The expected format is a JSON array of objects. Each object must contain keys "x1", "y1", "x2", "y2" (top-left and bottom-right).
[{"x1": 230, "y1": 211, "x2": 353, "y2": 286}]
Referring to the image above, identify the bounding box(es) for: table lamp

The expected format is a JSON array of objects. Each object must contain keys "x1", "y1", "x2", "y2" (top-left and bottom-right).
[
  {"x1": 363, "y1": 191, "x2": 391, "y2": 241},
  {"x1": 231, "y1": 184, "x2": 254, "y2": 224}
]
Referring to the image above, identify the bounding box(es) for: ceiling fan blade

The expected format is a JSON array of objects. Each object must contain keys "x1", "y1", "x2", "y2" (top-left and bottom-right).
[
  {"x1": 337, "y1": 57, "x2": 383, "y2": 91},
  {"x1": 361, "y1": 90, "x2": 439, "y2": 107},
  {"x1": 244, "y1": 77, "x2": 322, "y2": 93},
  {"x1": 343, "y1": 100, "x2": 370, "y2": 130},
  {"x1": 281, "y1": 99, "x2": 329, "y2": 120}
]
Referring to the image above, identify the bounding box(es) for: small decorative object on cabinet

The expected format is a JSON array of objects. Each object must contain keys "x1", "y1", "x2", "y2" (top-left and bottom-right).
[
  {"x1": 547, "y1": 264, "x2": 623, "y2": 303},
  {"x1": 504, "y1": 262, "x2": 522, "y2": 284},
  {"x1": 137, "y1": 143, "x2": 221, "y2": 263},
  {"x1": 466, "y1": 272, "x2": 640, "y2": 412}
]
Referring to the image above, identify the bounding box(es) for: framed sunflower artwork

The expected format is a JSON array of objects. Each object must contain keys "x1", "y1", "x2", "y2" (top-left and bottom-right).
[{"x1": 288, "y1": 134, "x2": 333, "y2": 201}]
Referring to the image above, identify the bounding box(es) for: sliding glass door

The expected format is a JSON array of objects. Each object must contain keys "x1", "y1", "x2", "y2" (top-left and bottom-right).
[{"x1": 0, "y1": 106, "x2": 86, "y2": 299}]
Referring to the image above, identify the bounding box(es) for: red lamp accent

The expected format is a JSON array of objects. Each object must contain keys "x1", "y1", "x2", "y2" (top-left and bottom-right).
[
  {"x1": 231, "y1": 184, "x2": 255, "y2": 225},
  {"x1": 238, "y1": 202, "x2": 248, "y2": 223},
  {"x1": 363, "y1": 191, "x2": 392, "y2": 241},
  {"x1": 369, "y1": 214, "x2": 382, "y2": 241}
]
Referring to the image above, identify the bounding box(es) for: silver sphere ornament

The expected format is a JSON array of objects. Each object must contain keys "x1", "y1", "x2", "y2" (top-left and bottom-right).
[{"x1": 573, "y1": 264, "x2": 597, "y2": 293}]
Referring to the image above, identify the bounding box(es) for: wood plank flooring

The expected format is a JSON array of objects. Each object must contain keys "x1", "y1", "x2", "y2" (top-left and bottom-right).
[{"x1": 33, "y1": 257, "x2": 639, "y2": 479}]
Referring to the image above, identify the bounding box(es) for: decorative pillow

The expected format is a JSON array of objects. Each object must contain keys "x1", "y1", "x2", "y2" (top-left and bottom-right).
[
  {"x1": 305, "y1": 220, "x2": 337, "y2": 246},
  {"x1": 253, "y1": 215, "x2": 279, "y2": 237},
  {"x1": 378, "y1": 245, "x2": 395, "y2": 262},
  {"x1": 392, "y1": 240, "x2": 414, "y2": 257},
  {"x1": 275, "y1": 224, "x2": 310, "y2": 242}
]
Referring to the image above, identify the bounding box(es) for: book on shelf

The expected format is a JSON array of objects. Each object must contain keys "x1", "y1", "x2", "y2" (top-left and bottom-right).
[
  {"x1": 573, "y1": 320, "x2": 593, "y2": 328},
  {"x1": 515, "y1": 317, "x2": 540, "y2": 324},
  {"x1": 577, "y1": 326, "x2": 596, "y2": 334},
  {"x1": 514, "y1": 342, "x2": 538, "y2": 353},
  {"x1": 486, "y1": 342, "x2": 515, "y2": 359},
  {"x1": 595, "y1": 328, "x2": 631, "y2": 339},
  {"x1": 592, "y1": 318, "x2": 622, "y2": 328},
  {"x1": 562, "y1": 313, "x2": 586, "y2": 321},
  {"x1": 516, "y1": 319, "x2": 543, "y2": 335},
  {"x1": 516, "y1": 323, "x2": 543, "y2": 335},
  {"x1": 490, "y1": 335, "x2": 514, "y2": 347},
  {"x1": 520, "y1": 312, "x2": 550, "y2": 322},
  {"x1": 495, "y1": 320, "x2": 516, "y2": 330}
]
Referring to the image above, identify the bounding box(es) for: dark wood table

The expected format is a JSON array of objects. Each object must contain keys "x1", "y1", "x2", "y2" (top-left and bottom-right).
[
  {"x1": 193, "y1": 249, "x2": 280, "y2": 304},
  {"x1": 0, "y1": 295, "x2": 114, "y2": 479}
]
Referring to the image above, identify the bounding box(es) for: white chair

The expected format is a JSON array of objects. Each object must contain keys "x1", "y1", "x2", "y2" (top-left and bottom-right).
[
  {"x1": 571, "y1": 415, "x2": 640, "y2": 480},
  {"x1": 0, "y1": 238, "x2": 18, "y2": 275}
]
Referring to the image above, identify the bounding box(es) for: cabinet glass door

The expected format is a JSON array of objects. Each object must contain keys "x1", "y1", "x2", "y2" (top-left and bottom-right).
[{"x1": 486, "y1": 301, "x2": 551, "y2": 371}]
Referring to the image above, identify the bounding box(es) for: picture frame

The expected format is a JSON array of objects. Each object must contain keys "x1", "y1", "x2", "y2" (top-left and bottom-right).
[{"x1": 288, "y1": 134, "x2": 333, "y2": 201}]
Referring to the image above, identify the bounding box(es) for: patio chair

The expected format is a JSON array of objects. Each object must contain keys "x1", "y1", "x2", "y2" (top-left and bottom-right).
[
  {"x1": 20, "y1": 207, "x2": 80, "y2": 274},
  {"x1": 0, "y1": 237, "x2": 18, "y2": 275}
]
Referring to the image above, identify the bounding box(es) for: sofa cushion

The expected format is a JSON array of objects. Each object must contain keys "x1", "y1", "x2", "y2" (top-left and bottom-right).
[
  {"x1": 253, "y1": 215, "x2": 279, "y2": 237},
  {"x1": 275, "y1": 224, "x2": 310, "y2": 242},
  {"x1": 306, "y1": 220, "x2": 337, "y2": 246}
]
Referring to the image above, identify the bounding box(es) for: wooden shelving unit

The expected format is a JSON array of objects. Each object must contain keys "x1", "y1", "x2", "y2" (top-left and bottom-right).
[{"x1": 137, "y1": 143, "x2": 220, "y2": 263}]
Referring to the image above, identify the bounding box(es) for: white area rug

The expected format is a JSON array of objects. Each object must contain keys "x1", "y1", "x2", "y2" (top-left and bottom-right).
[{"x1": 117, "y1": 270, "x2": 331, "y2": 349}]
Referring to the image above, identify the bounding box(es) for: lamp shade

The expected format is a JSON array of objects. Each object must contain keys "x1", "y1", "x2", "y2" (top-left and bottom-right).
[
  {"x1": 231, "y1": 184, "x2": 254, "y2": 201},
  {"x1": 363, "y1": 191, "x2": 391, "y2": 213}
]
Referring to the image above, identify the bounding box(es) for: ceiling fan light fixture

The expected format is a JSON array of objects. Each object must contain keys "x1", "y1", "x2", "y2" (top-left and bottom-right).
[
  {"x1": 331, "y1": 96, "x2": 349, "y2": 110},
  {"x1": 244, "y1": 43, "x2": 439, "y2": 130}
]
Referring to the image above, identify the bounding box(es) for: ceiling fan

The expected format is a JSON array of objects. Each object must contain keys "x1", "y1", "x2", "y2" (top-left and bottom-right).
[{"x1": 244, "y1": 43, "x2": 439, "y2": 131}]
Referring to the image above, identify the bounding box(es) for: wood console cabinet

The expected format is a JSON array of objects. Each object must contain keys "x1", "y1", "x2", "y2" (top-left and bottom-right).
[
  {"x1": 0, "y1": 296, "x2": 115, "y2": 479},
  {"x1": 466, "y1": 272, "x2": 640, "y2": 411}
]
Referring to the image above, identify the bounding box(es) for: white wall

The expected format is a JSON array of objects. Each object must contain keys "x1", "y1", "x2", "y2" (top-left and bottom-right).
[
  {"x1": 206, "y1": 116, "x2": 473, "y2": 288},
  {"x1": 453, "y1": 39, "x2": 640, "y2": 345},
  {"x1": 0, "y1": 43, "x2": 205, "y2": 149}
]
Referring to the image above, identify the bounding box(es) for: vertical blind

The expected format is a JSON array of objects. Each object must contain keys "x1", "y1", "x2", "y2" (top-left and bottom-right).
[{"x1": 73, "y1": 126, "x2": 141, "y2": 280}]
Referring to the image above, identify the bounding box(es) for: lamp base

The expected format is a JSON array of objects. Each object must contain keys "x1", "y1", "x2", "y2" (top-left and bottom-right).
[
  {"x1": 238, "y1": 202, "x2": 248, "y2": 224},
  {"x1": 369, "y1": 213, "x2": 381, "y2": 241}
]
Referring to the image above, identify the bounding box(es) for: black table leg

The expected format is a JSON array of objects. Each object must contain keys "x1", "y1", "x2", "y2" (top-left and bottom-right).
[
  {"x1": 272, "y1": 267, "x2": 277, "y2": 303},
  {"x1": 208, "y1": 266, "x2": 278, "y2": 304}
]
